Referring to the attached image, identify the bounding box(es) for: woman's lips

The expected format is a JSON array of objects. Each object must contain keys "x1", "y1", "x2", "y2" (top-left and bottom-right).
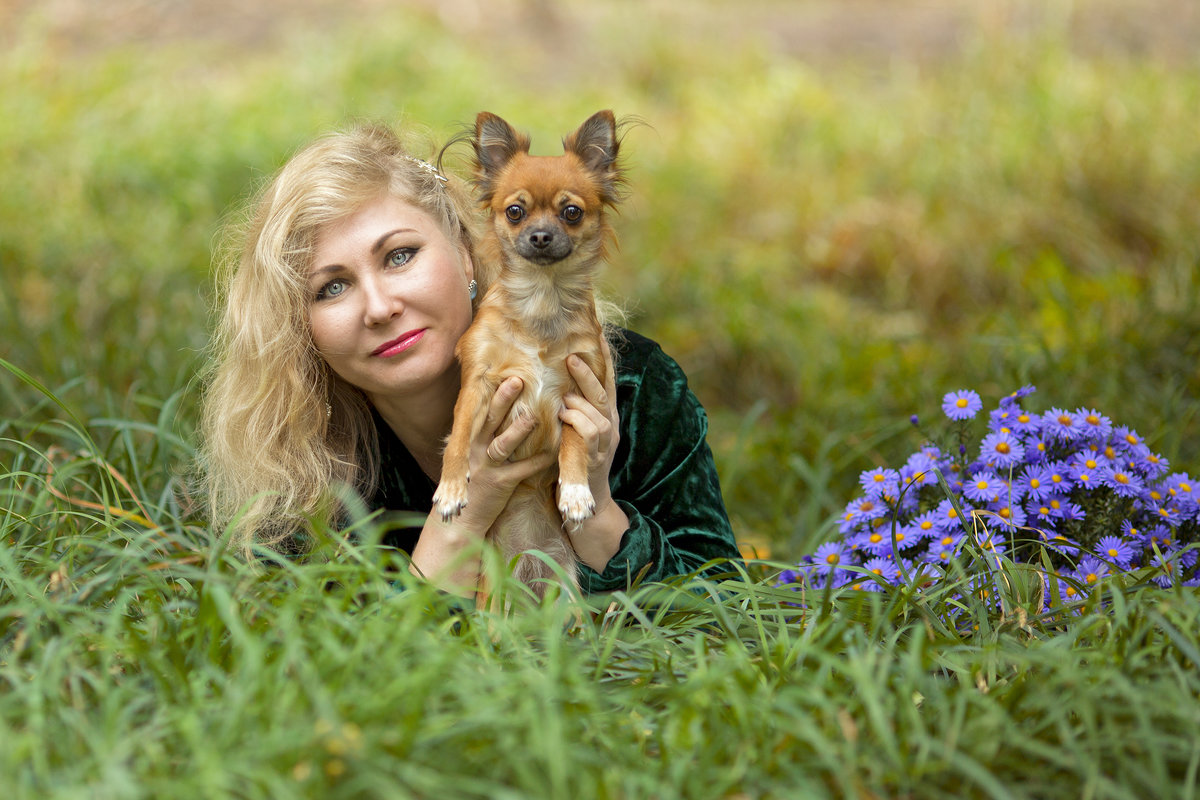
[{"x1": 372, "y1": 328, "x2": 426, "y2": 357}]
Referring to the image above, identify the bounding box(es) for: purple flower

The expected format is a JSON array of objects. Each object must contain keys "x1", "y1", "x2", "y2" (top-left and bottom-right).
[
  {"x1": 1016, "y1": 465, "x2": 1052, "y2": 502},
  {"x1": 860, "y1": 557, "x2": 901, "y2": 590},
  {"x1": 1099, "y1": 465, "x2": 1144, "y2": 499},
  {"x1": 979, "y1": 430, "x2": 1024, "y2": 470},
  {"x1": 942, "y1": 390, "x2": 983, "y2": 421},
  {"x1": 813, "y1": 541, "x2": 850, "y2": 575},
  {"x1": 1074, "y1": 556, "x2": 1110, "y2": 588},
  {"x1": 1043, "y1": 408, "x2": 1082, "y2": 443},
  {"x1": 1075, "y1": 408, "x2": 1113, "y2": 441},
  {"x1": 1094, "y1": 536, "x2": 1134, "y2": 568},
  {"x1": 964, "y1": 471, "x2": 1003, "y2": 504},
  {"x1": 859, "y1": 467, "x2": 901, "y2": 496},
  {"x1": 985, "y1": 500, "x2": 1027, "y2": 529}
]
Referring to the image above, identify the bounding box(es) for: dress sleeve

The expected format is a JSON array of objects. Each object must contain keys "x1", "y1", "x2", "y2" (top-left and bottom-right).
[{"x1": 578, "y1": 334, "x2": 741, "y2": 593}]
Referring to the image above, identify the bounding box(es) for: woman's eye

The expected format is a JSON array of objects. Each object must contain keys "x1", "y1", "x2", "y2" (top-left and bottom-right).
[
  {"x1": 387, "y1": 248, "x2": 415, "y2": 268},
  {"x1": 316, "y1": 279, "x2": 347, "y2": 301},
  {"x1": 562, "y1": 205, "x2": 583, "y2": 223},
  {"x1": 505, "y1": 205, "x2": 525, "y2": 223}
]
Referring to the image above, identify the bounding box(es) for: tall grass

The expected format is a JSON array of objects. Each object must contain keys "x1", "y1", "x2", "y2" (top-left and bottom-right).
[{"x1": 3, "y1": 2, "x2": 1200, "y2": 796}]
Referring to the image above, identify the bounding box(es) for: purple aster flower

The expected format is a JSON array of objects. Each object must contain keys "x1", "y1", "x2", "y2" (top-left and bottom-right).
[
  {"x1": 841, "y1": 495, "x2": 887, "y2": 530},
  {"x1": 1016, "y1": 465, "x2": 1052, "y2": 502},
  {"x1": 1071, "y1": 468, "x2": 1100, "y2": 492},
  {"x1": 1022, "y1": 435, "x2": 1049, "y2": 463},
  {"x1": 1044, "y1": 461, "x2": 1074, "y2": 494},
  {"x1": 942, "y1": 389, "x2": 983, "y2": 421},
  {"x1": 1165, "y1": 473, "x2": 1197, "y2": 506},
  {"x1": 932, "y1": 498, "x2": 971, "y2": 532},
  {"x1": 1007, "y1": 407, "x2": 1041, "y2": 437},
  {"x1": 1043, "y1": 408, "x2": 1082, "y2": 443},
  {"x1": 1055, "y1": 500, "x2": 1086, "y2": 522},
  {"x1": 860, "y1": 557, "x2": 901, "y2": 590},
  {"x1": 1074, "y1": 556, "x2": 1110, "y2": 588},
  {"x1": 1075, "y1": 408, "x2": 1113, "y2": 442},
  {"x1": 1057, "y1": 577, "x2": 1086, "y2": 603},
  {"x1": 1026, "y1": 499, "x2": 1058, "y2": 529},
  {"x1": 988, "y1": 406, "x2": 1017, "y2": 432},
  {"x1": 859, "y1": 467, "x2": 901, "y2": 495},
  {"x1": 964, "y1": 471, "x2": 1003, "y2": 504},
  {"x1": 1041, "y1": 531, "x2": 1080, "y2": 557},
  {"x1": 1094, "y1": 535, "x2": 1134, "y2": 568},
  {"x1": 1135, "y1": 450, "x2": 1170, "y2": 480},
  {"x1": 1119, "y1": 519, "x2": 1144, "y2": 543},
  {"x1": 986, "y1": 500, "x2": 1027, "y2": 529},
  {"x1": 902, "y1": 452, "x2": 940, "y2": 489},
  {"x1": 1111, "y1": 425, "x2": 1145, "y2": 453},
  {"x1": 857, "y1": 527, "x2": 897, "y2": 558},
  {"x1": 979, "y1": 430, "x2": 1024, "y2": 470},
  {"x1": 813, "y1": 541, "x2": 850, "y2": 575},
  {"x1": 925, "y1": 532, "x2": 963, "y2": 564},
  {"x1": 1099, "y1": 465, "x2": 1144, "y2": 499},
  {"x1": 1149, "y1": 550, "x2": 1182, "y2": 588},
  {"x1": 973, "y1": 530, "x2": 1007, "y2": 559},
  {"x1": 909, "y1": 510, "x2": 940, "y2": 541}
]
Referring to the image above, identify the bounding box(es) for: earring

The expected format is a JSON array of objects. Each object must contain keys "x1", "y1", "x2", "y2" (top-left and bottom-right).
[
  {"x1": 326, "y1": 402, "x2": 332, "y2": 419},
  {"x1": 468, "y1": 279, "x2": 478, "y2": 301}
]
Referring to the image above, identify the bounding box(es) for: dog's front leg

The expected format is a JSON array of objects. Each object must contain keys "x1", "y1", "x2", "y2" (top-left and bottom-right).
[
  {"x1": 556, "y1": 423, "x2": 595, "y2": 529},
  {"x1": 432, "y1": 380, "x2": 486, "y2": 521}
]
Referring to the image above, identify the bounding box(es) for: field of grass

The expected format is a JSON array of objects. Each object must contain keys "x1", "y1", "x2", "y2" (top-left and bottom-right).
[{"x1": 3, "y1": 1, "x2": 1200, "y2": 797}]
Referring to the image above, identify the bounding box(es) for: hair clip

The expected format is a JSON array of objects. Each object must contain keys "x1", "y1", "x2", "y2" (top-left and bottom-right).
[{"x1": 402, "y1": 155, "x2": 449, "y2": 183}]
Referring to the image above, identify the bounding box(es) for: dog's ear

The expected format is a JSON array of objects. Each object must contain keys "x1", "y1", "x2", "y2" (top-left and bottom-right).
[
  {"x1": 563, "y1": 110, "x2": 622, "y2": 205},
  {"x1": 473, "y1": 112, "x2": 530, "y2": 200}
]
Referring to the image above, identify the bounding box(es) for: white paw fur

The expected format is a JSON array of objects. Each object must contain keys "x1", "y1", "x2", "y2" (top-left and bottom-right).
[
  {"x1": 558, "y1": 482, "x2": 596, "y2": 527},
  {"x1": 432, "y1": 478, "x2": 469, "y2": 522}
]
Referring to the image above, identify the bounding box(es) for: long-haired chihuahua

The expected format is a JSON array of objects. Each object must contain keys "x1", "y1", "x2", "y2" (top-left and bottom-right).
[{"x1": 433, "y1": 109, "x2": 624, "y2": 604}]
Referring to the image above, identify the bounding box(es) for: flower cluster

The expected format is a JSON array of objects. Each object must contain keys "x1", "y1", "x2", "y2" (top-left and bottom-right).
[{"x1": 780, "y1": 387, "x2": 1199, "y2": 599}]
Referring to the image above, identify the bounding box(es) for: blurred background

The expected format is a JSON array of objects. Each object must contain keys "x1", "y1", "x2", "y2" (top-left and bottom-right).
[{"x1": 2, "y1": 0, "x2": 1198, "y2": 559}]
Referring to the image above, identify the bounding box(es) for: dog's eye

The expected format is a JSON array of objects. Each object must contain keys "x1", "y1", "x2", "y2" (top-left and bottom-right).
[
  {"x1": 505, "y1": 205, "x2": 525, "y2": 222},
  {"x1": 561, "y1": 205, "x2": 583, "y2": 223}
]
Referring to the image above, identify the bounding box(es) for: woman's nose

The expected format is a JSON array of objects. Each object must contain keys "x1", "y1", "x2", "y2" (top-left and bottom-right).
[{"x1": 361, "y1": 275, "x2": 403, "y2": 326}]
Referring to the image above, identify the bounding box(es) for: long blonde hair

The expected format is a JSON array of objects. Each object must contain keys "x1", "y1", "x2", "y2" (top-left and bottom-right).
[{"x1": 197, "y1": 122, "x2": 479, "y2": 556}]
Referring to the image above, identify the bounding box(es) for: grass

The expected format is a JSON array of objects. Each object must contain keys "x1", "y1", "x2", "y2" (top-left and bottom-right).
[{"x1": 3, "y1": 1, "x2": 1200, "y2": 796}]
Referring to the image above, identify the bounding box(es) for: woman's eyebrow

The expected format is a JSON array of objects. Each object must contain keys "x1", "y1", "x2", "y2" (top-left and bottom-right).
[{"x1": 372, "y1": 227, "x2": 418, "y2": 253}]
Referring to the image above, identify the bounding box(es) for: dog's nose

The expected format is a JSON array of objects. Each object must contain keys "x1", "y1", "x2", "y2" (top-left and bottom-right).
[{"x1": 529, "y1": 230, "x2": 554, "y2": 249}]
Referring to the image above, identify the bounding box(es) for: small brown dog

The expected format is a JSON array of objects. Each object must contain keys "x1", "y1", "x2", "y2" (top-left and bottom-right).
[{"x1": 432, "y1": 110, "x2": 624, "y2": 602}]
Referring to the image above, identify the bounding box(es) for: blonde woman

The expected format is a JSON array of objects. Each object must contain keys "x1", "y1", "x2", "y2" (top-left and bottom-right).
[{"x1": 198, "y1": 121, "x2": 739, "y2": 596}]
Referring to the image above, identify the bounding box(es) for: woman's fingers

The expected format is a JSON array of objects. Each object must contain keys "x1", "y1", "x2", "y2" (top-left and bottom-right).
[{"x1": 483, "y1": 376, "x2": 524, "y2": 437}]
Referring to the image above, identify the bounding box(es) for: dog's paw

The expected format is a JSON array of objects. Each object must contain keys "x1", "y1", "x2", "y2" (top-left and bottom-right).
[
  {"x1": 558, "y1": 482, "x2": 595, "y2": 527},
  {"x1": 432, "y1": 477, "x2": 469, "y2": 522}
]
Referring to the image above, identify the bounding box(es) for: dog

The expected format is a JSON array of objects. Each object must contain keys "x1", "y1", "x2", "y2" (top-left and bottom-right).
[{"x1": 432, "y1": 110, "x2": 624, "y2": 604}]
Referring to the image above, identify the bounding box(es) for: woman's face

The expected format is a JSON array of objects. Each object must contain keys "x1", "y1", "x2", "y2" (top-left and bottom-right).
[{"x1": 308, "y1": 193, "x2": 474, "y2": 403}]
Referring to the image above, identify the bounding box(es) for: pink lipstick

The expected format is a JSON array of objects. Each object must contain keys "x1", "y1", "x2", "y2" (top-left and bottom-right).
[{"x1": 372, "y1": 329, "x2": 426, "y2": 358}]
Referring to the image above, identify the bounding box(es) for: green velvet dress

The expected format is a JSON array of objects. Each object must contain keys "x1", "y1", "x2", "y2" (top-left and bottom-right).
[{"x1": 369, "y1": 328, "x2": 741, "y2": 594}]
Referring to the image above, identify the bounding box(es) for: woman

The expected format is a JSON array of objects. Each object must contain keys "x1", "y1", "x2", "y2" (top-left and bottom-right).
[{"x1": 198, "y1": 121, "x2": 739, "y2": 597}]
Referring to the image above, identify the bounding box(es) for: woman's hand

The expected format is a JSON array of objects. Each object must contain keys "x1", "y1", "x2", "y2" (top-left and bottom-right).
[
  {"x1": 412, "y1": 376, "x2": 553, "y2": 593},
  {"x1": 559, "y1": 344, "x2": 629, "y2": 571},
  {"x1": 457, "y1": 376, "x2": 556, "y2": 533}
]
